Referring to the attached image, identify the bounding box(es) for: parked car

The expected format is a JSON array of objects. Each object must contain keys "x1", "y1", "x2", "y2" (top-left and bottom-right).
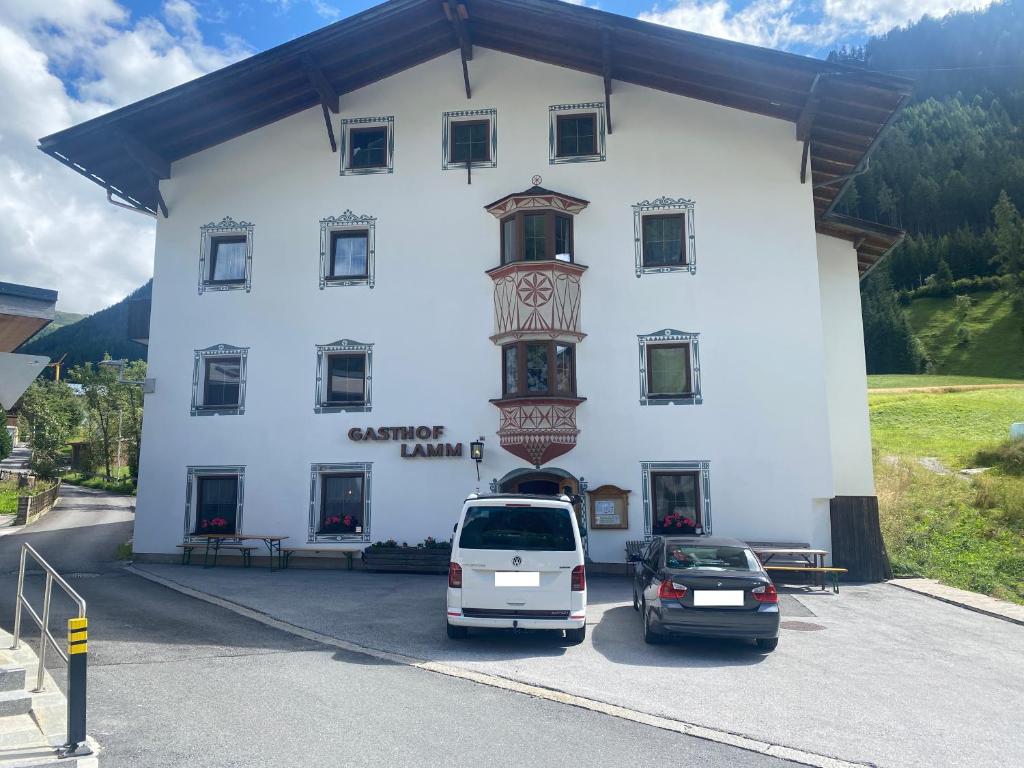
[
  {"x1": 446, "y1": 493, "x2": 587, "y2": 643},
  {"x1": 631, "y1": 535, "x2": 780, "y2": 651}
]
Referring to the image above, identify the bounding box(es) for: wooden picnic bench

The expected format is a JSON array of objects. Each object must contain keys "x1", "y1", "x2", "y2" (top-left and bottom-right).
[
  {"x1": 279, "y1": 547, "x2": 356, "y2": 570},
  {"x1": 762, "y1": 565, "x2": 849, "y2": 593},
  {"x1": 748, "y1": 543, "x2": 844, "y2": 592},
  {"x1": 183, "y1": 534, "x2": 290, "y2": 570}
]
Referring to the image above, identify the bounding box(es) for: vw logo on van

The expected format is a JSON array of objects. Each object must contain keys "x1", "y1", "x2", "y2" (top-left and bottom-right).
[{"x1": 512, "y1": 556, "x2": 522, "y2": 568}]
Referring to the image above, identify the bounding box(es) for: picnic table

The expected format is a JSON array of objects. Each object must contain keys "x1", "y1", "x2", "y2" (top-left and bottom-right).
[
  {"x1": 750, "y1": 547, "x2": 842, "y2": 591},
  {"x1": 188, "y1": 534, "x2": 290, "y2": 571}
]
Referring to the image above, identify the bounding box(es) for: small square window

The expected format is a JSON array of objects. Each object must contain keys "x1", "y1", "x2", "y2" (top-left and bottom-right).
[
  {"x1": 209, "y1": 236, "x2": 247, "y2": 283},
  {"x1": 646, "y1": 344, "x2": 691, "y2": 398},
  {"x1": 203, "y1": 357, "x2": 242, "y2": 408},
  {"x1": 195, "y1": 475, "x2": 239, "y2": 535},
  {"x1": 349, "y1": 127, "x2": 388, "y2": 169},
  {"x1": 642, "y1": 215, "x2": 686, "y2": 268},
  {"x1": 557, "y1": 114, "x2": 597, "y2": 158},
  {"x1": 326, "y1": 353, "x2": 366, "y2": 405},
  {"x1": 330, "y1": 231, "x2": 369, "y2": 279},
  {"x1": 451, "y1": 120, "x2": 490, "y2": 164}
]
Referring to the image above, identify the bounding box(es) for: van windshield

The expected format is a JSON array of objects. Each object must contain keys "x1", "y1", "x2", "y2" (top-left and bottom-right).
[{"x1": 459, "y1": 506, "x2": 576, "y2": 551}]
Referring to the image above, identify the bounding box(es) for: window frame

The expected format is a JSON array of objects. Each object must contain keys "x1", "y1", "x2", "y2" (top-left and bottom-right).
[
  {"x1": 319, "y1": 212, "x2": 376, "y2": 289},
  {"x1": 632, "y1": 197, "x2": 696, "y2": 276},
  {"x1": 202, "y1": 356, "x2": 243, "y2": 409},
  {"x1": 318, "y1": 472, "x2": 366, "y2": 536},
  {"x1": 198, "y1": 217, "x2": 253, "y2": 294},
  {"x1": 184, "y1": 465, "x2": 245, "y2": 543},
  {"x1": 324, "y1": 351, "x2": 368, "y2": 407},
  {"x1": 501, "y1": 340, "x2": 576, "y2": 398},
  {"x1": 641, "y1": 214, "x2": 687, "y2": 269},
  {"x1": 548, "y1": 102, "x2": 606, "y2": 164},
  {"x1": 499, "y1": 211, "x2": 575, "y2": 264},
  {"x1": 442, "y1": 108, "x2": 497, "y2": 170},
  {"x1": 191, "y1": 344, "x2": 248, "y2": 416},
  {"x1": 641, "y1": 460, "x2": 711, "y2": 538},
  {"x1": 308, "y1": 463, "x2": 372, "y2": 543},
  {"x1": 195, "y1": 474, "x2": 240, "y2": 535},
  {"x1": 329, "y1": 229, "x2": 370, "y2": 280},
  {"x1": 645, "y1": 343, "x2": 692, "y2": 399},
  {"x1": 449, "y1": 119, "x2": 491, "y2": 164},
  {"x1": 314, "y1": 339, "x2": 373, "y2": 413},
  {"x1": 208, "y1": 235, "x2": 248, "y2": 284},
  {"x1": 638, "y1": 330, "x2": 701, "y2": 406},
  {"x1": 555, "y1": 113, "x2": 598, "y2": 158},
  {"x1": 348, "y1": 126, "x2": 388, "y2": 169},
  {"x1": 340, "y1": 116, "x2": 394, "y2": 176}
]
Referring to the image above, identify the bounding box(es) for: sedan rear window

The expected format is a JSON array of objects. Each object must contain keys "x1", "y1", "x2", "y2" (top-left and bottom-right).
[
  {"x1": 459, "y1": 506, "x2": 576, "y2": 551},
  {"x1": 665, "y1": 545, "x2": 760, "y2": 571}
]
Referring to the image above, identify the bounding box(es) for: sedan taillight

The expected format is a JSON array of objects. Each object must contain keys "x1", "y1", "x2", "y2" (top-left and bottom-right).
[
  {"x1": 658, "y1": 579, "x2": 687, "y2": 600},
  {"x1": 752, "y1": 583, "x2": 778, "y2": 603},
  {"x1": 448, "y1": 562, "x2": 462, "y2": 588},
  {"x1": 571, "y1": 565, "x2": 586, "y2": 591}
]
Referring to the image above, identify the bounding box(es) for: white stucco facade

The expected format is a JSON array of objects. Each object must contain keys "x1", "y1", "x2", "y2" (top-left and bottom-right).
[{"x1": 133, "y1": 49, "x2": 874, "y2": 564}]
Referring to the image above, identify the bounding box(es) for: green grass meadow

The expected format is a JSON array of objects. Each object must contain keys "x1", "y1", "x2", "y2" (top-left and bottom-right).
[{"x1": 870, "y1": 385, "x2": 1024, "y2": 603}]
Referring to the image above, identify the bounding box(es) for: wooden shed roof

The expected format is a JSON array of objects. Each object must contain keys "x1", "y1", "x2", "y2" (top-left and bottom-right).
[{"x1": 38, "y1": 0, "x2": 912, "y2": 272}]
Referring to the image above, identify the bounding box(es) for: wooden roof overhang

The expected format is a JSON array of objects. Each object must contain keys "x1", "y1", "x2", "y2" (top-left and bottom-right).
[{"x1": 37, "y1": 0, "x2": 912, "y2": 273}]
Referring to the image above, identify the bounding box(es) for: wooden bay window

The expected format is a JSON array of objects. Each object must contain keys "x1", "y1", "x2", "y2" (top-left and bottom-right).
[
  {"x1": 500, "y1": 212, "x2": 574, "y2": 264},
  {"x1": 502, "y1": 341, "x2": 575, "y2": 398}
]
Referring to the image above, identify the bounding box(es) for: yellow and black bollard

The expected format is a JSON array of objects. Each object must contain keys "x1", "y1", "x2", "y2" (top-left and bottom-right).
[{"x1": 58, "y1": 617, "x2": 91, "y2": 758}]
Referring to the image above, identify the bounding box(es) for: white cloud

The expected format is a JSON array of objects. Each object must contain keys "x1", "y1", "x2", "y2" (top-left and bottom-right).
[
  {"x1": 0, "y1": 1, "x2": 250, "y2": 314},
  {"x1": 639, "y1": 0, "x2": 998, "y2": 50}
]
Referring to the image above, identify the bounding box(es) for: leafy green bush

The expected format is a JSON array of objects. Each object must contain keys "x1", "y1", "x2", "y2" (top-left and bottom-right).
[{"x1": 0, "y1": 428, "x2": 12, "y2": 462}]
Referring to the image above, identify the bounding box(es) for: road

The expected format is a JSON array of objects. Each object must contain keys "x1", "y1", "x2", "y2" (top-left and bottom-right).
[{"x1": 0, "y1": 485, "x2": 799, "y2": 768}]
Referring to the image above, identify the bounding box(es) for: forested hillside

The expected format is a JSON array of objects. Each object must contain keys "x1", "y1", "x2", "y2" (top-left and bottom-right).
[
  {"x1": 841, "y1": 0, "x2": 1024, "y2": 373},
  {"x1": 19, "y1": 282, "x2": 150, "y2": 370}
]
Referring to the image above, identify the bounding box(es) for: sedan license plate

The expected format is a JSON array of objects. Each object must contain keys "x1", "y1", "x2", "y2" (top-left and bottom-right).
[
  {"x1": 693, "y1": 590, "x2": 744, "y2": 607},
  {"x1": 495, "y1": 571, "x2": 539, "y2": 587}
]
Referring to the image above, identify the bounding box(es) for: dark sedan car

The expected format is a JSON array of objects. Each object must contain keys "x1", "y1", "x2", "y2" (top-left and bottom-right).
[{"x1": 631, "y1": 535, "x2": 780, "y2": 650}]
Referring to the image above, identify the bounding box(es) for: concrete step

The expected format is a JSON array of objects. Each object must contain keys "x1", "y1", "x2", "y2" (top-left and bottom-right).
[
  {"x1": 0, "y1": 689, "x2": 33, "y2": 718},
  {"x1": 0, "y1": 664, "x2": 27, "y2": 693}
]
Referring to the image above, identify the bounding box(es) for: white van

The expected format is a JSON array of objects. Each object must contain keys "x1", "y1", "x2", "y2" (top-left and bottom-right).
[{"x1": 446, "y1": 493, "x2": 587, "y2": 643}]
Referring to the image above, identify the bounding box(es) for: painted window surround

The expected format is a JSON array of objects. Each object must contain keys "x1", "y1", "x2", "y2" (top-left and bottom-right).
[
  {"x1": 319, "y1": 211, "x2": 377, "y2": 289},
  {"x1": 308, "y1": 462, "x2": 373, "y2": 543},
  {"x1": 638, "y1": 329, "x2": 702, "y2": 405},
  {"x1": 314, "y1": 339, "x2": 374, "y2": 413},
  {"x1": 191, "y1": 344, "x2": 249, "y2": 416},
  {"x1": 442, "y1": 108, "x2": 497, "y2": 170},
  {"x1": 549, "y1": 102, "x2": 606, "y2": 164},
  {"x1": 339, "y1": 116, "x2": 395, "y2": 175},
  {"x1": 640, "y1": 460, "x2": 711, "y2": 538},
  {"x1": 632, "y1": 197, "x2": 697, "y2": 277},
  {"x1": 198, "y1": 217, "x2": 254, "y2": 294},
  {"x1": 183, "y1": 465, "x2": 245, "y2": 543}
]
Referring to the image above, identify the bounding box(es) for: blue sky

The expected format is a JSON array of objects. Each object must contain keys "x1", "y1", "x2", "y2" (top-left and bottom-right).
[{"x1": 0, "y1": 0, "x2": 996, "y2": 312}]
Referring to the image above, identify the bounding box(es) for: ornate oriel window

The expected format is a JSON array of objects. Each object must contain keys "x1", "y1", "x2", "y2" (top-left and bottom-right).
[
  {"x1": 638, "y1": 329, "x2": 702, "y2": 405},
  {"x1": 500, "y1": 211, "x2": 573, "y2": 263},
  {"x1": 198, "y1": 217, "x2": 253, "y2": 294},
  {"x1": 308, "y1": 463, "x2": 371, "y2": 543},
  {"x1": 502, "y1": 341, "x2": 575, "y2": 397},
  {"x1": 633, "y1": 197, "x2": 697, "y2": 276}
]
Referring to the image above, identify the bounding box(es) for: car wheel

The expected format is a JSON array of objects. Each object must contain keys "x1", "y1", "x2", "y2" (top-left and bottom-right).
[
  {"x1": 565, "y1": 625, "x2": 586, "y2": 645},
  {"x1": 756, "y1": 637, "x2": 778, "y2": 652},
  {"x1": 642, "y1": 604, "x2": 662, "y2": 645},
  {"x1": 446, "y1": 621, "x2": 468, "y2": 640}
]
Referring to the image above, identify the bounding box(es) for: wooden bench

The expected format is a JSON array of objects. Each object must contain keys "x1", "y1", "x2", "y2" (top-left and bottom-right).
[
  {"x1": 625, "y1": 540, "x2": 646, "y2": 562},
  {"x1": 763, "y1": 566, "x2": 848, "y2": 593},
  {"x1": 176, "y1": 543, "x2": 255, "y2": 568},
  {"x1": 280, "y1": 548, "x2": 356, "y2": 570}
]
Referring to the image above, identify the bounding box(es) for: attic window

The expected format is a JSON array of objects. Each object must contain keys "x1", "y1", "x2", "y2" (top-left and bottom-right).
[
  {"x1": 349, "y1": 127, "x2": 387, "y2": 169},
  {"x1": 556, "y1": 114, "x2": 597, "y2": 158},
  {"x1": 340, "y1": 116, "x2": 394, "y2": 176},
  {"x1": 549, "y1": 103, "x2": 606, "y2": 164}
]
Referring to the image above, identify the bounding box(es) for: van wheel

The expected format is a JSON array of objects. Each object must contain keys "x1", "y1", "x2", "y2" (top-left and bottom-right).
[
  {"x1": 565, "y1": 625, "x2": 586, "y2": 645},
  {"x1": 447, "y1": 622, "x2": 468, "y2": 640},
  {"x1": 756, "y1": 637, "x2": 778, "y2": 652}
]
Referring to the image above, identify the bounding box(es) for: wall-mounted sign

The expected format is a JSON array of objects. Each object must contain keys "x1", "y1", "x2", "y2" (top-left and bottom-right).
[
  {"x1": 348, "y1": 425, "x2": 463, "y2": 459},
  {"x1": 587, "y1": 484, "x2": 630, "y2": 530}
]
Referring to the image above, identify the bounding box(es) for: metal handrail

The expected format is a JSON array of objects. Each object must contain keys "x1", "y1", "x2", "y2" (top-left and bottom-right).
[{"x1": 11, "y1": 542, "x2": 86, "y2": 691}]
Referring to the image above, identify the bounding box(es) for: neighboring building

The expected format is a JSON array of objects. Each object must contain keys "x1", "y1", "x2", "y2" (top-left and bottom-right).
[
  {"x1": 39, "y1": 0, "x2": 910, "y2": 574},
  {"x1": 0, "y1": 282, "x2": 56, "y2": 416}
]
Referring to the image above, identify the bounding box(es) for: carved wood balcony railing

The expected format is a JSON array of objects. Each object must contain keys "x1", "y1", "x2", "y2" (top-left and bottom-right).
[{"x1": 487, "y1": 261, "x2": 586, "y2": 345}]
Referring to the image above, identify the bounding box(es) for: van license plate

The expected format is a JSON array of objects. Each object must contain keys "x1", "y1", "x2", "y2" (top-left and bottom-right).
[
  {"x1": 495, "y1": 571, "x2": 539, "y2": 587},
  {"x1": 693, "y1": 590, "x2": 744, "y2": 606}
]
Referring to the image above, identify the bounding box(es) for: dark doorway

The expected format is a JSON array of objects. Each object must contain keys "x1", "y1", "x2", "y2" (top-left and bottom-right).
[{"x1": 516, "y1": 479, "x2": 560, "y2": 495}]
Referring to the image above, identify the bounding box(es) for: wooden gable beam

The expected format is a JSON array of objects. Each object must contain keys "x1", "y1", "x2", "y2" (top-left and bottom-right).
[
  {"x1": 442, "y1": 1, "x2": 473, "y2": 99},
  {"x1": 300, "y1": 54, "x2": 339, "y2": 153},
  {"x1": 602, "y1": 29, "x2": 613, "y2": 135}
]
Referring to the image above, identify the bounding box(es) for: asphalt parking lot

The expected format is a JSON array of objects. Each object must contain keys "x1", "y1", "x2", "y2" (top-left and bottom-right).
[{"x1": 133, "y1": 563, "x2": 1024, "y2": 768}]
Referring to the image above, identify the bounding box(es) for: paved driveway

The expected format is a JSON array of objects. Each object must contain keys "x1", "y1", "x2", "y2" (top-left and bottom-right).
[{"x1": 132, "y1": 564, "x2": 1024, "y2": 768}]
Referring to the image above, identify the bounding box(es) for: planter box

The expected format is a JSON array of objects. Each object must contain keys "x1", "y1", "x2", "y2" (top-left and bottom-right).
[
  {"x1": 14, "y1": 480, "x2": 61, "y2": 527},
  {"x1": 361, "y1": 548, "x2": 450, "y2": 574}
]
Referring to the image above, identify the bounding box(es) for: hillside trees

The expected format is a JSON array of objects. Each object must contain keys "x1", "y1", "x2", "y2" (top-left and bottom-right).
[
  {"x1": 71, "y1": 360, "x2": 147, "y2": 479},
  {"x1": 17, "y1": 381, "x2": 83, "y2": 478},
  {"x1": 861, "y1": 271, "x2": 925, "y2": 374}
]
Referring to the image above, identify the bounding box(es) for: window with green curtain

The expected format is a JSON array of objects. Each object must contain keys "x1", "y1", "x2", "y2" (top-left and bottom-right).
[{"x1": 647, "y1": 344, "x2": 690, "y2": 396}]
